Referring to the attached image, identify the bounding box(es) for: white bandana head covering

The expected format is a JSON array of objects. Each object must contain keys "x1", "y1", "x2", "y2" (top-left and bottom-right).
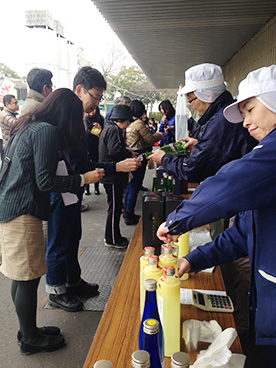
[
  {"x1": 224, "y1": 65, "x2": 276, "y2": 123},
  {"x1": 179, "y1": 63, "x2": 226, "y2": 103}
]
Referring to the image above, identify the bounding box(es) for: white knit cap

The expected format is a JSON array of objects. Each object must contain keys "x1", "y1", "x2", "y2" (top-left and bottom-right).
[
  {"x1": 179, "y1": 63, "x2": 225, "y2": 102},
  {"x1": 224, "y1": 65, "x2": 276, "y2": 123}
]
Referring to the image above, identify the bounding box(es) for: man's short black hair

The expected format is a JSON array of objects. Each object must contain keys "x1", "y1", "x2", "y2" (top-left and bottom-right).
[
  {"x1": 73, "y1": 66, "x2": 107, "y2": 91},
  {"x1": 3, "y1": 94, "x2": 15, "y2": 106},
  {"x1": 27, "y1": 68, "x2": 53, "y2": 93}
]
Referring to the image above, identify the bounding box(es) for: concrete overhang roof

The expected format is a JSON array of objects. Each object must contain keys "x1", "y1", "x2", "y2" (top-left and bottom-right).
[{"x1": 92, "y1": 0, "x2": 276, "y2": 89}]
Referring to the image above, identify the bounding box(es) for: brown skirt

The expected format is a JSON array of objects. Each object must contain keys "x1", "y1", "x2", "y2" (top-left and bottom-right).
[{"x1": 0, "y1": 215, "x2": 48, "y2": 280}]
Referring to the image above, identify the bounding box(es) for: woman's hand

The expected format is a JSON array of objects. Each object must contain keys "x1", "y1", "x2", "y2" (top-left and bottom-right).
[
  {"x1": 178, "y1": 257, "x2": 191, "y2": 278},
  {"x1": 148, "y1": 149, "x2": 166, "y2": 165},
  {"x1": 83, "y1": 169, "x2": 105, "y2": 184},
  {"x1": 116, "y1": 158, "x2": 141, "y2": 172},
  {"x1": 93, "y1": 122, "x2": 101, "y2": 129}
]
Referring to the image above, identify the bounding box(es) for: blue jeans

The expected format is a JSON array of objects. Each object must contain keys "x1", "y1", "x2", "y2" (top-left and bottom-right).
[
  {"x1": 46, "y1": 193, "x2": 82, "y2": 294},
  {"x1": 124, "y1": 160, "x2": 147, "y2": 213}
]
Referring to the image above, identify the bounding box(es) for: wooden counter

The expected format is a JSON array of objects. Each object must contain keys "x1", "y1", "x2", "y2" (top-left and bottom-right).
[{"x1": 83, "y1": 222, "x2": 242, "y2": 367}]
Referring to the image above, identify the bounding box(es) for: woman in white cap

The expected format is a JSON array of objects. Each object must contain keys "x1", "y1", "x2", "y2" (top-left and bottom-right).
[{"x1": 157, "y1": 65, "x2": 276, "y2": 365}]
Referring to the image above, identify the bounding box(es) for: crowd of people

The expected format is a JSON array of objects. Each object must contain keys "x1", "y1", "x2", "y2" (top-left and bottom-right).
[
  {"x1": 0, "y1": 65, "x2": 172, "y2": 355},
  {"x1": 1, "y1": 61, "x2": 276, "y2": 365}
]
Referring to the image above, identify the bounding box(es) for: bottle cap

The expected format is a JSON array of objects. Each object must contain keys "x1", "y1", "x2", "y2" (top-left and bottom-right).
[
  {"x1": 153, "y1": 173, "x2": 157, "y2": 178},
  {"x1": 171, "y1": 352, "x2": 190, "y2": 367},
  {"x1": 163, "y1": 173, "x2": 168, "y2": 177},
  {"x1": 163, "y1": 245, "x2": 174, "y2": 254},
  {"x1": 132, "y1": 350, "x2": 150, "y2": 368},
  {"x1": 144, "y1": 247, "x2": 155, "y2": 255},
  {"x1": 143, "y1": 319, "x2": 159, "y2": 334},
  {"x1": 93, "y1": 360, "x2": 113, "y2": 368},
  {"x1": 168, "y1": 175, "x2": 173, "y2": 180},
  {"x1": 144, "y1": 278, "x2": 157, "y2": 291},
  {"x1": 148, "y1": 255, "x2": 159, "y2": 265},
  {"x1": 164, "y1": 266, "x2": 176, "y2": 276}
]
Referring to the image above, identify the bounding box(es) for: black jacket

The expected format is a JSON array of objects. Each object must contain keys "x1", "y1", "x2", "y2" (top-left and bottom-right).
[{"x1": 99, "y1": 121, "x2": 132, "y2": 184}]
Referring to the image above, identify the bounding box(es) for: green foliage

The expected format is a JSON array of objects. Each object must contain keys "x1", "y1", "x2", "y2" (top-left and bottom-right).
[
  {"x1": 106, "y1": 65, "x2": 178, "y2": 108},
  {"x1": 0, "y1": 63, "x2": 20, "y2": 78},
  {"x1": 149, "y1": 111, "x2": 163, "y2": 123},
  {"x1": 106, "y1": 66, "x2": 147, "y2": 101}
]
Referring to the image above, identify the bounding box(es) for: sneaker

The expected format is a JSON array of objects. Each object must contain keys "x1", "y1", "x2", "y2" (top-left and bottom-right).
[
  {"x1": 48, "y1": 293, "x2": 83, "y2": 312},
  {"x1": 105, "y1": 237, "x2": 129, "y2": 249},
  {"x1": 67, "y1": 279, "x2": 99, "y2": 296}
]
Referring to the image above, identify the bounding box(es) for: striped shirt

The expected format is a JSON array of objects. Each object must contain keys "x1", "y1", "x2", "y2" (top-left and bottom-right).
[{"x1": 0, "y1": 122, "x2": 81, "y2": 222}]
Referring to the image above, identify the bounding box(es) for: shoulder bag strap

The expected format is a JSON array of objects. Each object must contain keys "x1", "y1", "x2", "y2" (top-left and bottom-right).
[{"x1": 0, "y1": 128, "x2": 26, "y2": 183}]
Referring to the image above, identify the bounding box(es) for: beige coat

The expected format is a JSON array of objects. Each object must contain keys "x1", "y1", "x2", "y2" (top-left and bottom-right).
[
  {"x1": 0, "y1": 107, "x2": 17, "y2": 148},
  {"x1": 126, "y1": 118, "x2": 162, "y2": 150},
  {"x1": 20, "y1": 89, "x2": 45, "y2": 116}
]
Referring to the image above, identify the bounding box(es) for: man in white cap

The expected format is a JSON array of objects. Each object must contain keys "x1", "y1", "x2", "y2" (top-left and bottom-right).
[
  {"x1": 157, "y1": 65, "x2": 276, "y2": 365},
  {"x1": 150, "y1": 63, "x2": 256, "y2": 236},
  {"x1": 149, "y1": 63, "x2": 257, "y2": 335}
]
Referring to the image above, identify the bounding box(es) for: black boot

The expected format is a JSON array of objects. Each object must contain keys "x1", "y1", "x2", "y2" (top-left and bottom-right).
[
  {"x1": 124, "y1": 211, "x2": 140, "y2": 226},
  {"x1": 84, "y1": 184, "x2": 90, "y2": 195},
  {"x1": 94, "y1": 182, "x2": 100, "y2": 195}
]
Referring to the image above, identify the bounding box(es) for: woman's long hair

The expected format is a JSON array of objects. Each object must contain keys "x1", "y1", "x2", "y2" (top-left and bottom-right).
[
  {"x1": 11, "y1": 88, "x2": 84, "y2": 150},
  {"x1": 159, "y1": 100, "x2": 175, "y2": 121}
]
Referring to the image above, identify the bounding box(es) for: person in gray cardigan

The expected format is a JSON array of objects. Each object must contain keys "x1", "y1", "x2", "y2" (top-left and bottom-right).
[
  {"x1": 20, "y1": 68, "x2": 53, "y2": 116},
  {"x1": 0, "y1": 88, "x2": 104, "y2": 355}
]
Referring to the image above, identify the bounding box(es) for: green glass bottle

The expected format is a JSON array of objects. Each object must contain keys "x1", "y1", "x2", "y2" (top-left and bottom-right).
[
  {"x1": 162, "y1": 173, "x2": 168, "y2": 192},
  {"x1": 168, "y1": 176, "x2": 174, "y2": 192},
  {"x1": 144, "y1": 141, "x2": 188, "y2": 158},
  {"x1": 152, "y1": 173, "x2": 158, "y2": 192}
]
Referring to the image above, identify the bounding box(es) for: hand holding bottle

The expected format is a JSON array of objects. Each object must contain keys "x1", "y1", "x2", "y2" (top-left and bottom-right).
[
  {"x1": 156, "y1": 222, "x2": 180, "y2": 243},
  {"x1": 179, "y1": 137, "x2": 198, "y2": 152},
  {"x1": 178, "y1": 257, "x2": 191, "y2": 278},
  {"x1": 148, "y1": 149, "x2": 166, "y2": 165}
]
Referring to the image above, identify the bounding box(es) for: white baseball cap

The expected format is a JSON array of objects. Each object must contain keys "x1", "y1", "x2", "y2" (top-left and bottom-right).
[
  {"x1": 224, "y1": 65, "x2": 276, "y2": 123},
  {"x1": 180, "y1": 63, "x2": 225, "y2": 95}
]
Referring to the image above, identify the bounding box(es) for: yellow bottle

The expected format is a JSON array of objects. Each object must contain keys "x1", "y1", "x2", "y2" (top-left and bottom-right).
[
  {"x1": 141, "y1": 255, "x2": 163, "y2": 317},
  {"x1": 176, "y1": 232, "x2": 189, "y2": 280},
  {"x1": 140, "y1": 247, "x2": 155, "y2": 317},
  {"x1": 158, "y1": 266, "x2": 180, "y2": 357},
  {"x1": 159, "y1": 245, "x2": 178, "y2": 276}
]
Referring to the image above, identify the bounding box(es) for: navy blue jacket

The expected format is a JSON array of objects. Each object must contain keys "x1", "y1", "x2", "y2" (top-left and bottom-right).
[
  {"x1": 162, "y1": 91, "x2": 257, "y2": 183},
  {"x1": 166, "y1": 128, "x2": 276, "y2": 346}
]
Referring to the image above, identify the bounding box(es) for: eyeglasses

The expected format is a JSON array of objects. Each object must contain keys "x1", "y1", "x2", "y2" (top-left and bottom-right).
[
  {"x1": 84, "y1": 88, "x2": 104, "y2": 102},
  {"x1": 186, "y1": 96, "x2": 198, "y2": 104}
]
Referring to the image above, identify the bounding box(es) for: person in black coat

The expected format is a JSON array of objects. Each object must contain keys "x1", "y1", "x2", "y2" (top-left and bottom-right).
[
  {"x1": 99, "y1": 105, "x2": 140, "y2": 248},
  {"x1": 84, "y1": 107, "x2": 104, "y2": 195}
]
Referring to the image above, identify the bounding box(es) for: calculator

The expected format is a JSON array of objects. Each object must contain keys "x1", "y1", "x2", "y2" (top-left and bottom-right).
[{"x1": 192, "y1": 290, "x2": 234, "y2": 313}]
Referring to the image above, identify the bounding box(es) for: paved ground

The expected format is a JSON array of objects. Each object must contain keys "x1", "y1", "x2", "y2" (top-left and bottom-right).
[
  {"x1": 0, "y1": 168, "x2": 154, "y2": 368},
  {"x1": 0, "y1": 166, "x2": 260, "y2": 368}
]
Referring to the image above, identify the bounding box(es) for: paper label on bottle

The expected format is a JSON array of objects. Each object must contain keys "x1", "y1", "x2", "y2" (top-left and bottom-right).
[{"x1": 158, "y1": 295, "x2": 164, "y2": 325}]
